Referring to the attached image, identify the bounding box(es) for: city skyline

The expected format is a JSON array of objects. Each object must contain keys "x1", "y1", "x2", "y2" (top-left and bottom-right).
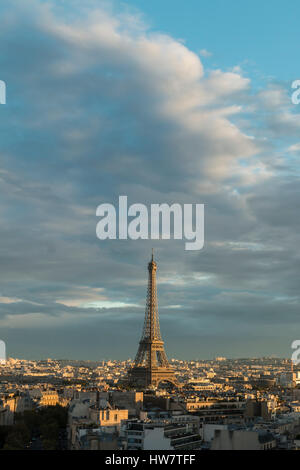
[
  {"x1": 1, "y1": 354, "x2": 298, "y2": 450},
  {"x1": 0, "y1": 0, "x2": 300, "y2": 360}
]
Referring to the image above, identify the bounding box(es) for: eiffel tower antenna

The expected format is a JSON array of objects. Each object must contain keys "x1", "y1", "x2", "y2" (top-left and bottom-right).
[{"x1": 126, "y1": 252, "x2": 179, "y2": 389}]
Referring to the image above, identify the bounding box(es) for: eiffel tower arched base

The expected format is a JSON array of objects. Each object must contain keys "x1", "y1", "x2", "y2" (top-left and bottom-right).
[{"x1": 126, "y1": 366, "x2": 180, "y2": 389}]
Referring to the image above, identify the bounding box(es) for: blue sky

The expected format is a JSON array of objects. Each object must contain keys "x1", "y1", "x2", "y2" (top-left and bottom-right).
[
  {"x1": 125, "y1": 0, "x2": 300, "y2": 82},
  {"x1": 0, "y1": 0, "x2": 300, "y2": 360}
]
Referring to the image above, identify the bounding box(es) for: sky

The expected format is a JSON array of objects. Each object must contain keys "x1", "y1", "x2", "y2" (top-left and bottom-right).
[{"x1": 0, "y1": 0, "x2": 300, "y2": 360}]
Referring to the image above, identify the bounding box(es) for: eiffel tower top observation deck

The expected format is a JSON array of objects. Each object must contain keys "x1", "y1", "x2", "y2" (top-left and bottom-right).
[{"x1": 127, "y1": 251, "x2": 178, "y2": 388}]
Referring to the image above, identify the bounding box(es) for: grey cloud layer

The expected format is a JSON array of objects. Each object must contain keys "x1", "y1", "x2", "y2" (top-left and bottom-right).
[{"x1": 0, "y1": 0, "x2": 299, "y2": 359}]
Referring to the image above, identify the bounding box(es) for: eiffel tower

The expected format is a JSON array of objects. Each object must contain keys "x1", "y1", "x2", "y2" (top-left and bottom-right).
[{"x1": 127, "y1": 251, "x2": 178, "y2": 389}]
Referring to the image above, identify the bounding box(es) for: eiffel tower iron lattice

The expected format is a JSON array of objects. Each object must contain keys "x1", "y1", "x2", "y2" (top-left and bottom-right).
[{"x1": 127, "y1": 251, "x2": 178, "y2": 388}]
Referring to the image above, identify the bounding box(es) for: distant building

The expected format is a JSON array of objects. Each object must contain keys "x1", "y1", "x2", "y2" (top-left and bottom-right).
[
  {"x1": 109, "y1": 391, "x2": 143, "y2": 417},
  {"x1": 90, "y1": 405, "x2": 128, "y2": 428},
  {"x1": 244, "y1": 400, "x2": 270, "y2": 421},
  {"x1": 39, "y1": 390, "x2": 59, "y2": 406},
  {"x1": 75, "y1": 427, "x2": 119, "y2": 450},
  {"x1": 0, "y1": 392, "x2": 33, "y2": 425},
  {"x1": 211, "y1": 429, "x2": 276, "y2": 450},
  {"x1": 125, "y1": 420, "x2": 202, "y2": 450},
  {"x1": 280, "y1": 372, "x2": 296, "y2": 388}
]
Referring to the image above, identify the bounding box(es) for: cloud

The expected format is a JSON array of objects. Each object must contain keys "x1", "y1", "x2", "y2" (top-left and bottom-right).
[
  {"x1": 199, "y1": 49, "x2": 212, "y2": 58},
  {"x1": 0, "y1": 296, "x2": 22, "y2": 304},
  {"x1": 0, "y1": 0, "x2": 299, "y2": 359},
  {"x1": 288, "y1": 143, "x2": 300, "y2": 153}
]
